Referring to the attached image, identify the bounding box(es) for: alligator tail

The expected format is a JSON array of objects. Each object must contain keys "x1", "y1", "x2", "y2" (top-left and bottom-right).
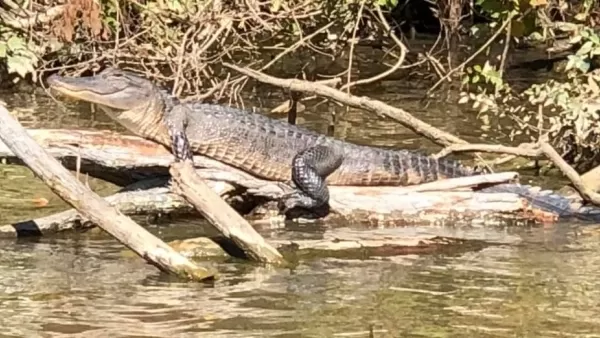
[
  {"x1": 430, "y1": 155, "x2": 600, "y2": 222},
  {"x1": 479, "y1": 183, "x2": 600, "y2": 222}
]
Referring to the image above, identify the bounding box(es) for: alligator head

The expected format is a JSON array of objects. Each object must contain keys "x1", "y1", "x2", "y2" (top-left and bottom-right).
[{"x1": 47, "y1": 68, "x2": 170, "y2": 141}]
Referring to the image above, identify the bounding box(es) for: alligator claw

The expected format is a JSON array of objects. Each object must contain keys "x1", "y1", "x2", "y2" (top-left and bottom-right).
[
  {"x1": 277, "y1": 192, "x2": 302, "y2": 214},
  {"x1": 277, "y1": 191, "x2": 330, "y2": 219},
  {"x1": 171, "y1": 131, "x2": 193, "y2": 162}
]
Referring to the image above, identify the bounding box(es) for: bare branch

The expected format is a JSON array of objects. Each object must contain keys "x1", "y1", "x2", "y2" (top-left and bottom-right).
[
  {"x1": 540, "y1": 142, "x2": 600, "y2": 207},
  {"x1": 433, "y1": 143, "x2": 543, "y2": 159},
  {"x1": 224, "y1": 63, "x2": 467, "y2": 146}
]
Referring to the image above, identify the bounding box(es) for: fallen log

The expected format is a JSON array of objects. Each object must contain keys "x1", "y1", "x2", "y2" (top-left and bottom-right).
[
  {"x1": 0, "y1": 128, "x2": 180, "y2": 186},
  {"x1": 0, "y1": 129, "x2": 559, "y2": 231},
  {"x1": 0, "y1": 107, "x2": 216, "y2": 282},
  {"x1": 0, "y1": 175, "x2": 553, "y2": 238},
  {"x1": 0, "y1": 126, "x2": 285, "y2": 263}
]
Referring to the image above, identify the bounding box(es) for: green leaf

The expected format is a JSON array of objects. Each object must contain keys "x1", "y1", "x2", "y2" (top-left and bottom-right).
[
  {"x1": 569, "y1": 34, "x2": 583, "y2": 44},
  {"x1": 270, "y1": 0, "x2": 281, "y2": 12},
  {"x1": 578, "y1": 41, "x2": 594, "y2": 55},
  {"x1": 7, "y1": 55, "x2": 34, "y2": 78},
  {"x1": 581, "y1": 30, "x2": 590, "y2": 38},
  {"x1": 377, "y1": 0, "x2": 398, "y2": 7},
  {"x1": 6, "y1": 36, "x2": 23, "y2": 52},
  {"x1": 0, "y1": 43, "x2": 6, "y2": 58}
]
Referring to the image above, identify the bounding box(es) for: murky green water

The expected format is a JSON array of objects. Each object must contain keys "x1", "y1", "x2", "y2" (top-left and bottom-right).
[
  {"x1": 2, "y1": 223, "x2": 600, "y2": 337},
  {"x1": 1, "y1": 73, "x2": 600, "y2": 337}
]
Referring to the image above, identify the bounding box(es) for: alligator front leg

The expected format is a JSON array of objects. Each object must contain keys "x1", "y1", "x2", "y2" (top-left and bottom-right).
[
  {"x1": 165, "y1": 105, "x2": 193, "y2": 162},
  {"x1": 279, "y1": 145, "x2": 344, "y2": 214}
]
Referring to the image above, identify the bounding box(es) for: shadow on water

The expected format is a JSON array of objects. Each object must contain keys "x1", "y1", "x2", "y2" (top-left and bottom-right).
[{"x1": 1, "y1": 65, "x2": 600, "y2": 337}]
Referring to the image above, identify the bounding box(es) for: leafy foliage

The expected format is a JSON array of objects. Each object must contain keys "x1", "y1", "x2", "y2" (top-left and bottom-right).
[
  {"x1": 0, "y1": 32, "x2": 39, "y2": 79},
  {"x1": 0, "y1": 0, "x2": 389, "y2": 94},
  {"x1": 458, "y1": 0, "x2": 600, "y2": 172}
]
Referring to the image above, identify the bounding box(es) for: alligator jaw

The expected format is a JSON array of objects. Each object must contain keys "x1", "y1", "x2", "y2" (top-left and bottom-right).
[
  {"x1": 47, "y1": 68, "x2": 170, "y2": 142},
  {"x1": 47, "y1": 68, "x2": 154, "y2": 112}
]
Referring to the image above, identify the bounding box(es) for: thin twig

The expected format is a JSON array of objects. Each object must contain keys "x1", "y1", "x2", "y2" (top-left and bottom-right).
[
  {"x1": 497, "y1": 18, "x2": 511, "y2": 80},
  {"x1": 428, "y1": 11, "x2": 518, "y2": 93},
  {"x1": 345, "y1": 0, "x2": 366, "y2": 95},
  {"x1": 339, "y1": 4, "x2": 408, "y2": 91},
  {"x1": 197, "y1": 17, "x2": 233, "y2": 56},
  {"x1": 260, "y1": 21, "x2": 336, "y2": 72},
  {"x1": 112, "y1": 0, "x2": 121, "y2": 64},
  {"x1": 173, "y1": 26, "x2": 195, "y2": 96}
]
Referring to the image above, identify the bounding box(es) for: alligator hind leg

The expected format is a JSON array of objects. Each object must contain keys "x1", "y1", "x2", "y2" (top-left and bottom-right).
[{"x1": 279, "y1": 145, "x2": 344, "y2": 214}]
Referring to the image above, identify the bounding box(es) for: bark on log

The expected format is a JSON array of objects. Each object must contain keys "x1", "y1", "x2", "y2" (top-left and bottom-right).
[
  {"x1": 0, "y1": 129, "x2": 559, "y2": 231},
  {"x1": 0, "y1": 107, "x2": 216, "y2": 281},
  {"x1": 0, "y1": 129, "x2": 179, "y2": 186}
]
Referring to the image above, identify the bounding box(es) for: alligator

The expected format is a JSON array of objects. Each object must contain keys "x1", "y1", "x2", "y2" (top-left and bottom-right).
[{"x1": 46, "y1": 68, "x2": 600, "y2": 221}]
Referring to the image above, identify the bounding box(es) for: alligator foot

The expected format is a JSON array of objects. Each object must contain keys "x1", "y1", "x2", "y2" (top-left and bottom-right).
[
  {"x1": 171, "y1": 130, "x2": 193, "y2": 161},
  {"x1": 277, "y1": 193, "x2": 331, "y2": 219},
  {"x1": 165, "y1": 106, "x2": 193, "y2": 162},
  {"x1": 278, "y1": 144, "x2": 343, "y2": 217}
]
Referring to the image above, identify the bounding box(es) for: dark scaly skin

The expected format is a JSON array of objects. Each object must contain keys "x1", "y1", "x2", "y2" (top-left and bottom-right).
[{"x1": 46, "y1": 68, "x2": 600, "y2": 220}]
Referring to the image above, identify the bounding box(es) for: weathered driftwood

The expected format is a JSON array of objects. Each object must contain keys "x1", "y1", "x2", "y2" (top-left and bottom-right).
[
  {"x1": 169, "y1": 161, "x2": 285, "y2": 265},
  {"x1": 0, "y1": 174, "x2": 552, "y2": 239},
  {"x1": 0, "y1": 129, "x2": 559, "y2": 231},
  {"x1": 0, "y1": 107, "x2": 216, "y2": 281},
  {"x1": 0, "y1": 128, "x2": 181, "y2": 186}
]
